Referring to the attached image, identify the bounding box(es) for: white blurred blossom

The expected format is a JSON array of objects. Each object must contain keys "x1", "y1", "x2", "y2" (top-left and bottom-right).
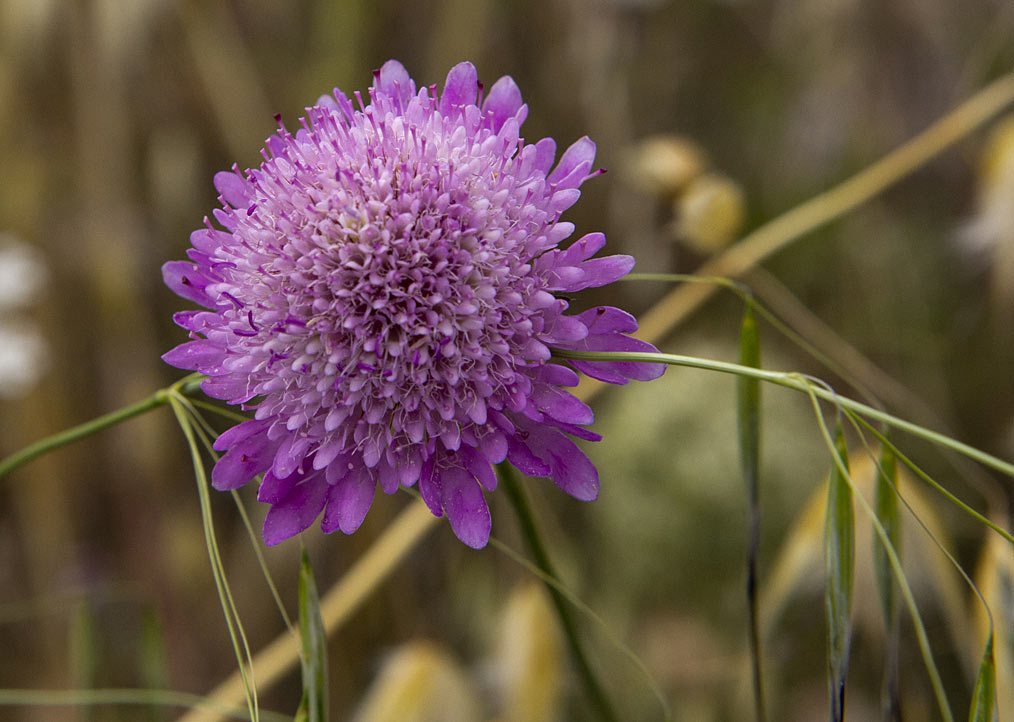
[
  {"x1": 0, "y1": 235, "x2": 47, "y2": 310},
  {"x1": 0, "y1": 321, "x2": 48, "y2": 399},
  {"x1": 0, "y1": 234, "x2": 49, "y2": 398},
  {"x1": 960, "y1": 116, "x2": 1014, "y2": 313}
]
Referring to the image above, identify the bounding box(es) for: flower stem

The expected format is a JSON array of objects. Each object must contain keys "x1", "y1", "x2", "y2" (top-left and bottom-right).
[
  {"x1": 555, "y1": 348, "x2": 1014, "y2": 480},
  {"x1": 497, "y1": 463, "x2": 620, "y2": 722},
  {"x1": 633, "y1": 72, "x2": 1014, "y2": 344},
  {"x1": 0, "y1": 373, "x2": 205, "y2": 481}
]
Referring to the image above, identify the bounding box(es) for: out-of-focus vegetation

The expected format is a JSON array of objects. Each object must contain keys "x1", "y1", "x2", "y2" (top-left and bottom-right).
[{"x1": 2, "y1": 0, "x2": 1014, "y2": 720}]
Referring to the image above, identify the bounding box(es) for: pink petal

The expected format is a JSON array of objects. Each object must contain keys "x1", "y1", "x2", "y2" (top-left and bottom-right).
[
  {"x1": 262, "y1": 478, "x2": 328, "y2": 546},
  {"x1": 563, "y1": 332, "x2": 666, "y2": 384},
  {"x1": 522, "y1": 424, "x2": 599, "y2": 502},
  {"x1": 419, "y1": 459, "x2": 443, "y2": 517},
  {"x1": 460, "y1": 445, "x2": 497, "y2": 491},
  {"x1": 272, "y1": 434, "x2": 308, "y2": 479},
  {"x1": 257, "y1": 468, "x2": 304, "y2": 504},
  {"x1": 534, "y1": 363, "x2": 580, "y2": 387},
  {"x1": 375, "y1": 59, "x2": 414, "y2": 104},
  {"x1": 213, "y1": 170, "x2": 249, "y2": 208},
  {"x1": 162, "y1": 261, "x2": 216, "y2": 308},
  {"x1": 441, "y1": 466, "x2": 491, "y2": 549},
  {"x1": 200, "y1": 374, "x2": 254, "y2": 403},
  {"x1": 533, "y1": 138, "x2": 557, "y2": 174},
  {"x1": 548, "y1": 136, "x2": 596, "y2": 185},
  {"x1": 561, "y1": 232, "x2": 606, "y2": 264},
  {"x1": 441, "y1": 62, "x2": 479, "y2": 114},
  {"x1": 213, "y1": 419, "x2": 270, "y2": 452},
  {"x1": 539, "y1": 313, "x2": 589, "y2": 344},
  {"x1": 375, "y1": 458, "x2": 400, "y2": 494},
  {"x1": 478, "y1": 430, "x2": 508, "y2": 464},
  {"x1": 529, "y1": 383, "x2": 594, "y2": 425},
  {"x1": 212, "y1": 430, "x2": 277, "y2": 490},
  {"x1": 189, "y1": 228, "x2": 229, "y2": 253},
  {"x1": 567, "y1": 256, "x2": 635, "y2": 291},
  {"x1": 161, "y1": 340, "x2": 226, "y2": 374},
  {"x1": 321, "y1": 467, "x2": 377, "y2": 535},
  {"x1": 506, "y1": 436, "x2": 551, "y2": 477},
  {"x1": 482, "y1": 75, "x2": 524, "y2": 132},
  {"x1": 576, "y1": 306, "x2": 639, "y2": 334}
]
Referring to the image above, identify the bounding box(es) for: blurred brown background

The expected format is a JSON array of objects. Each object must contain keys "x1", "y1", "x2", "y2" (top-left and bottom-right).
[{"x1": 2, "y1": 0, "x2": 1014, "y2": 720}]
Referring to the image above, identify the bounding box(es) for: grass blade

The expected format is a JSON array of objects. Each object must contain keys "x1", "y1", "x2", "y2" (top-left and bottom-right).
[
  {"x1": 737, "y1": 302, "x2": 767, "y2": 722},
  {"x1": 69, "y1": 599, "x2": 99, "y2": 722},
  {"x1": 824, "y1": 425, "x2": 854, "y2": 722},
  {"x1": 168, "y1": 395, "x2": 259, "y2": 722},
  {"x1": 140, "y1": 606, "x2": 171, "y2": 722},
  {"x1": 968, "y1": 636, "x2": 997, "y2": 722},
  {"x1": 873, "y1": 442, "x2": 902, "y2": 721},
  {"x1": 873, "y1": 444, "x2": 901, "y2": 626},
  {"x1": 294, "y1": 547, "x2": 328, "y2": 722}
]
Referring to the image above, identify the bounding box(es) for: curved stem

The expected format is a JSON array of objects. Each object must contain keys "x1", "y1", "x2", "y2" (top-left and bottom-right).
[
  {"x1": 0, "y1": 374, "x2": 205, "y2": 480},
  {"x1": 497, "y1": 463, "x2": 620, "y2": 722},
  {"x1": 634, "y1": 72, "x2": 1014, "y2": 344},
  {"x1": 556, "y1": 349, "x2": 1014, "y2": 479}
]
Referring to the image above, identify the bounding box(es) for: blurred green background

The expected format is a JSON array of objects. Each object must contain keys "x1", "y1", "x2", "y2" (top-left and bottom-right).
[{"x1": 2, "y1": 0, "x2": 1013, "y2": 720}]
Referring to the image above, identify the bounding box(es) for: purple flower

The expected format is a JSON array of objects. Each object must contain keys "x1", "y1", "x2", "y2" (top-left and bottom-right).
[{"x1": 163, "y1": 60, "x2": 664, "y2": 549}]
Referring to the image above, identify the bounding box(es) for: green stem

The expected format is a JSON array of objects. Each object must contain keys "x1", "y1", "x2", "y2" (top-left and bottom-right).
[
  {"x1": 0, "y1": 688, "x2": 289, "y2": 722},
  {"x1": 553, "y1": 349, "x2": 1014, "y2": 479},
  {"x1": 0, "y1": 374, "x2": 205, "y2": 481},
  {"x1": 0, "y1": 689, "x2": 290, "y2": 722},
  {"x1": 497, "y1": 464, "x2": 620, "y2": 722}
]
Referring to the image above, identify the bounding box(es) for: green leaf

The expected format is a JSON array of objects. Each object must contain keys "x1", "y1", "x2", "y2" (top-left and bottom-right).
[
  {"x1": 737, "y1": 302, "x2": 766, "y2": 722},
  {"x1": 873, "y1": 443, "x2": 901, "y2": 628},
  {"x1": 295, "y1": 547, "x2": 328, "y2": 722},
  {"x1": 737, "y1": 302, "x2": 761, "y2": 492},
  {"x1": 968, "y1": 636, "x2": 998, "y2": 722},
  {"x1": 139, "y1": 605, "x2": 171, "y2": 722},
  {"x1": 69, "y1": 599, "x2": 99, "y2": 692},
  {"x1": 824, "y1": 425, "x2": 854, "y2": 722},
  {"x1": 873, "y1": 441, "x2": 902, "y2": 720}
]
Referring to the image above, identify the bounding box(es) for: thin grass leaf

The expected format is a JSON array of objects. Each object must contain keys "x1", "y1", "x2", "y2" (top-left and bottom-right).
[
  {"x1": 737, "y1": 302, "x2": 766, "y2": 722},
  {"x1": 969, "y1": 636, "x2": 998, "y2": 722},
  {"x1": 824, "y1": 425, "x2": 854, "y2": 722},
  {"x1": 819, "y1": 401, "x2": 954, "y2": 722},
  {"x1": 69, "y1": 599, "x2": 99, "y2": 722},
  {"x1": 873, "y1": 443, "x2": 901, "y2": 626},
  {"x1": 168, "y1": 394, "x2": 259, "y2": 722},
  {"x1": 497, "y1": 464, "x2": 620, "y2": 722},
  {"x1": 974, "y1": 529, "x2": 1012, "y2": 720},
  {"x1": 873, "y1": 442, "x2": 902, "y2": 721},
  {"x1": 0, "y1": 688, "x2": 291, "y2": 722},
  {"x1": 231, "y1": 489, "x2": 294, "y2": 632},
  {"x1": 851, "y1": 418, "x2": 1014, "y2": 548},
  {"x1": 175, "y1": 399, "x2": 294, "y2": 633},
  {"x1": 737, "y1": 303, "x2": 761, "y2": 488},
  {"x1": 140, "y1": 606, "x2": 170, "y2": 722},
  {"x1": 489, "y1": 538, "x2": 674, "y2": 722},
  {"x1": 294, "y1": 547, "x2": 328, "y2": 722},
  {"x1": 554, "y1": 348, "x2": 1014, "y2": 479}
]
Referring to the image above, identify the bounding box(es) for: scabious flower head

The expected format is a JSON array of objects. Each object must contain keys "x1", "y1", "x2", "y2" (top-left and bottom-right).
[{"x1": 163, "y1": 60, "x2": 664, "y2": 548}]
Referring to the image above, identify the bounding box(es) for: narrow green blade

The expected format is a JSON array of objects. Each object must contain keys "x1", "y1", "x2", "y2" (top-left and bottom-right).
[
  {"x1": 824, "y1": 426, "x2": 854, "y2": 722},
  {"x1": 140, "y1": 605, "x2": 171, "y2": 722},
  {"x1": 737, "y1": 303, "x2": 761, "y2": 490},
  {"x1": 968, "y1": 636, "x2": 998, "y2": 722},
  {"x1": 737, "y1": 302, "x2": 766, "y2": 722},
  {"x1": 873, "y1": 442, "x2": 902, "y2": 720},
  {"x1": 295, "y1": 547, "x2": 328, "y2": 722},
  {"x1": 873, "y1": 443, "x2": 900, "y2": 627}
]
